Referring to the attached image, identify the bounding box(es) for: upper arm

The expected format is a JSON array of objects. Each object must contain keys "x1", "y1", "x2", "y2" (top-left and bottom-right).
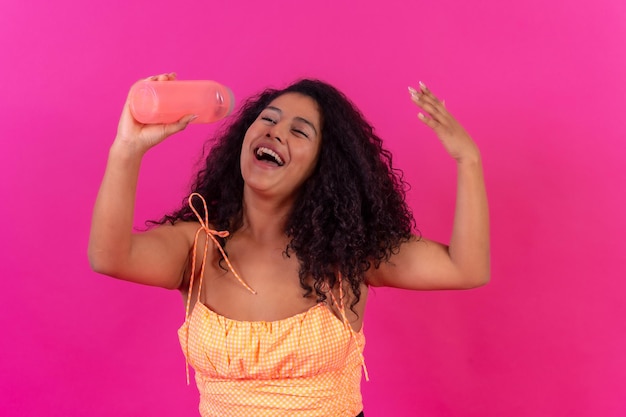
[
  {"x1": 92, "y1": 222, "x2": 197, "y2": 290},
  {"x1": 366, "y1": 235, "x2": 489, "y2": 290}
]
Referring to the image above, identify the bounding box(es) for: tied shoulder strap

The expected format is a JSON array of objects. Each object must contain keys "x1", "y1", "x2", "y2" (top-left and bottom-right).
[{"x1": 183, "y1": 192, "x2": 257, "y2": 383}]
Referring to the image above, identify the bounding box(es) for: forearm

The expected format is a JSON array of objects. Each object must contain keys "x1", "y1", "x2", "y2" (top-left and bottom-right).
[
  {"x1": 88, "y1": 140, "x2": 145, "y2": 274},
  {"x1": 448, "y1": 154, "x2": 490, "y2": 285}
]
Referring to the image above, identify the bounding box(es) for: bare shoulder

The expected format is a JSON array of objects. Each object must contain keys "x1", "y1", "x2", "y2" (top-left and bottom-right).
[
  {"x1": 169, "y1": 220, "x2": 220, "y2": 294},
  {"x1": 169, "y1": 220, "x2": 203, "y2": 241}
]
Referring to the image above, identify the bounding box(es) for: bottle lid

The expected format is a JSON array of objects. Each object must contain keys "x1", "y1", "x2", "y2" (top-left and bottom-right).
[{"x1": 224, "y1": 86, "x2": 235, "y2": 117}]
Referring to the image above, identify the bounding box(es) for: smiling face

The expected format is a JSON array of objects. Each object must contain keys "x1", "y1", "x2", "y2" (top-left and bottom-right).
[{"x1": 240, "y1": 92, "x2": 322, "y2": 203}]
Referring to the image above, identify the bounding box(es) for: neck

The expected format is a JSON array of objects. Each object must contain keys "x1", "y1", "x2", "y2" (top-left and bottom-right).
[{"x1": 238, "y1": 187, "x2": 295, "y2": 244}]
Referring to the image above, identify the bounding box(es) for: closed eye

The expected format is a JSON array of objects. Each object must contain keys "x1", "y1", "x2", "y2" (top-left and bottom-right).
[
  {"x1": 292, "y1": 129, "x2": 309, "y2": 138},
  {"x1": 261, "y1": 116, "x2": 277, "y2": 124}
]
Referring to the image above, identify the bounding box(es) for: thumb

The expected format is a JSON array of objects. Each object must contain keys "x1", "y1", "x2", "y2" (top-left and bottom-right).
[{"x1": 161, "y1": 114, "x2": 198, "y2": 137}]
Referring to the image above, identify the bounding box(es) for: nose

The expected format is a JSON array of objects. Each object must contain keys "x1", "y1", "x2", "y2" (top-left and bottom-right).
[{"x1": 266, "y1": 123, "x2": 284, "y2": 143}]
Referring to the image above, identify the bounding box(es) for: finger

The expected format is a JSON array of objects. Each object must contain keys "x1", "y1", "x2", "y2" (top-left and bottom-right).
[
  {"x1": 417, "y1": 112, "x2": 440, "y2": 130},
  {"x1": 419, "y1": 81, "x2": 441, "y2": 100},
  {"x1": 161, "y1": 114, "x2": 197, "y2": 136},
  {"x1": 418, "y1": 82, "x2": 449, "y2": 111},
  {"x1": 423, "y1": 99, "x2": 451, "y2": 127},
  {"x1": 156, "y1": 72, "x2": 176, "y2": 81},
  {"x1": 409, "y1": 85, "x2": 442, "y2": 111},
  {"x1": 417, "y1": 98, "x2": 443, "y2": 117},
  {"x1": 410, "y1": 92, "x2": 445, "y2": 123},
  {"x1": 144, "y1": 72, "x2": 177, "y2": 81},
  {"x1": 419, "y1": 85, "x2": 447, "y2": 112}
]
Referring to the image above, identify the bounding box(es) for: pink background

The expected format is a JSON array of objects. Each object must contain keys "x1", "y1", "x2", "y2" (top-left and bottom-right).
[{"x1": 1, "y1": 0, "x2": 625, "y2": 416}]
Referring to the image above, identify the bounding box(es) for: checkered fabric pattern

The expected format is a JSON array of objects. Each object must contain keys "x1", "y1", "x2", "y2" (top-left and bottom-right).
[{"x1": 178, "y1": 302, "x2": 366, "y2": 417}]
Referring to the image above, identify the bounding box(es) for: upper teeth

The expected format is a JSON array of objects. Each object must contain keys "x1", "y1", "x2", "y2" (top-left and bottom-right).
[{"x1": 256, "y1": 147, "x2": 284, "y2": 165}]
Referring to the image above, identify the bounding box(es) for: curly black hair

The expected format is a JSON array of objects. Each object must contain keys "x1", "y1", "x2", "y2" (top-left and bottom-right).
[{"x1": 153, "y1": 79, "x2": 417, "y2": 309}]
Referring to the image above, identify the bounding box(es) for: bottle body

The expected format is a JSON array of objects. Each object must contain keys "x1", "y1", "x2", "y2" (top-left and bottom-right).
[{"x1": 129, "y1": 80, "x2": 235, "y2": 124}]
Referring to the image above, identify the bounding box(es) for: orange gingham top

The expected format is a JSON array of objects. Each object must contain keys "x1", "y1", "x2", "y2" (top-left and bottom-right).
[{"x1": 177, "y1": 194, "x2": 368, "y2": 417}]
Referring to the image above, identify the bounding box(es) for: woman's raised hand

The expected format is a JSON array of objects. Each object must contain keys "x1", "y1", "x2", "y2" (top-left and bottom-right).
[
  {"x1": 409, "y1": 82, "x2": 480, "y2": 163},
  {"x1": 115, "y1": 73, "x2": 197, "y2": 154}
]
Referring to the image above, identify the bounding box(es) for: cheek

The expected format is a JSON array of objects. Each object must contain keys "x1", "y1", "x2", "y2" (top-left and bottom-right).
[
  {"x1": 242, "y1": 127, "x2": 255, "y2": 147},
  {"x1": 240, "y1": 128, "x2": 258, "y2": 159},
  {"x1": 239, "y1": 140, "x2": 251, "y2": 172},
  {"x1": 294, "y1": 143, "x2": 321, "y2": 172},
  {"x1": 245, "y1": 121, "x2": 267, "y2": 138}
]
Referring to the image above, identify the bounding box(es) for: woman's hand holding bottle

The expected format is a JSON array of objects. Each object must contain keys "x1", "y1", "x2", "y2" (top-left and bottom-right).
[{"x1": 114, "y1": 73, "x2": 196, "y2": 155}]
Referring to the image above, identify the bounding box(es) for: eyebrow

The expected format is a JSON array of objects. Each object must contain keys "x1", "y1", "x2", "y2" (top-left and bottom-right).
[{"x1": 266, "y1": 106, "x2": 319, "y2": 137}]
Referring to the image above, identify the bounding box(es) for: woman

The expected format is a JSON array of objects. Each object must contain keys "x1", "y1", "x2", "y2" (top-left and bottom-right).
[{"x1": 88, "y1": 73, "x2": 490, "y2": 417}]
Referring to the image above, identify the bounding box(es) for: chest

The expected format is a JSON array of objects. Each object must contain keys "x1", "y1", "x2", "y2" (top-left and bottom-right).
[{"x1": 199, "y1": 240, "x2": 318, "y2": 322}]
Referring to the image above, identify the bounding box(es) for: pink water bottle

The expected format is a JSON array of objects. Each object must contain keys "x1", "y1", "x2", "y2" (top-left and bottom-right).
[{"x1": 129, "y1": 80, "x2": 235, "y2": 124}]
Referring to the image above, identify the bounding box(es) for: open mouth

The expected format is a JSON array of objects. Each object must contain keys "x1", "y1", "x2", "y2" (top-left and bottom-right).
[{"x1": 255, "y1": 147, "x2": 285, "y2": 166}]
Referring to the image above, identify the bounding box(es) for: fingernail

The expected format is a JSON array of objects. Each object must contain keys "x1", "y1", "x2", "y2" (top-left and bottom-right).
[
  {"x1": 408, "y1": 86, "x2": 418, "y2": 96},
  {"x1": 419, "y1": 81, "x2": 427, "y2": 91},
  {"x1": 418, "y1": 112, "x2": 426, "y2": 120},
  {"x1": 190, "y1": 115, "x2": 199, "y2": 122}
]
